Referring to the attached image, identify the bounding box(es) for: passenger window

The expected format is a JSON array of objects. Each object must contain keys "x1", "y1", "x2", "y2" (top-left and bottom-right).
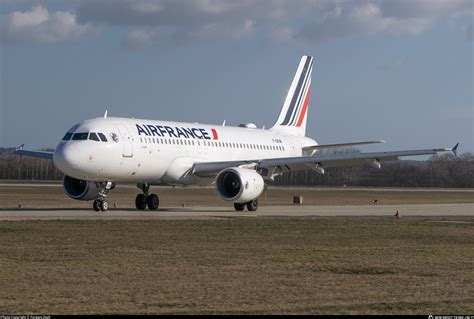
[
  {"x1": 98, "y1": 133, "x2": 108, "y2": 142},
  {"x1": 72, "y1": 132, "x2": 88, "y2": 140},
  {"x1": 62, "y1": 133, "x2": 73, "y2": 141},
  {"x1": 89, "y1": 133, "x2": 100, "y2": 141}
]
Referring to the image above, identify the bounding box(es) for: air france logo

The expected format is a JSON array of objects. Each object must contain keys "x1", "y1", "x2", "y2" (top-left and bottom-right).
[
  {"x1": 136, "y1": 124, "x2": 218, "y2": 140},
  {"x1": 110, "y1": 132, "x2": 119, "y2": 142}
]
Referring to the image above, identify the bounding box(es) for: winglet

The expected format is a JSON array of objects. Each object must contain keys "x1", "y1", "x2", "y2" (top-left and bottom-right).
[
  {"x1": 452, "y1": 143, "x2": 459, "y2": 157},
  {"x1": 15, "y1": 144, "x2": 25, "y2": 158}
]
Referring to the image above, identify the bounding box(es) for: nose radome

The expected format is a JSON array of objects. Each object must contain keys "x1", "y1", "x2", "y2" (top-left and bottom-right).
[{"x1": 53, "y1": 143, "x2": 80, "y2": 175}]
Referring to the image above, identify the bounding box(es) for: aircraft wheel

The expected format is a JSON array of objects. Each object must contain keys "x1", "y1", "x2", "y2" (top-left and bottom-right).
[
  {"x1": 234, "y1": 203, "x2": 245, "y2": 211},
  {"x1": 147, "y1": 194, "x2": 159, "y2": 210},
  {"x1": 93, "y1": 199, "x2": 101, "y2": 212},
  {"x1": 100, "y1": 200, "x2": 108, "y2": 212},
  {"x1": 135, "y1": 194, "x2": 147, "y2": 210},
  {"x1": 246, "y1": 199, "x2": 258, "y2": 212}
]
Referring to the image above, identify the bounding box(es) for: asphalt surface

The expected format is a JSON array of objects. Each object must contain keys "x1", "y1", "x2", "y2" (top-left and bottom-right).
[{"x1": 0, "y1": 203, "x2": 472, "y2": 220}]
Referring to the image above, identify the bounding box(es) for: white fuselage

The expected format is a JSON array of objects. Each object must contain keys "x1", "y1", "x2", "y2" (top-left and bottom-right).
[{"x1": 53, "y1": 117, "x2": 317, "y2": 185}]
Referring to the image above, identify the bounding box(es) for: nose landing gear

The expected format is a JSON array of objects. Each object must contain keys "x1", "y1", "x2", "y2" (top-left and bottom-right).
[
  {"x1": 136, "y1": 183, "x2": 160, "y2": 210},
  {"x1": 93, "y1": 181, "x2": 114, "y2": 212}
]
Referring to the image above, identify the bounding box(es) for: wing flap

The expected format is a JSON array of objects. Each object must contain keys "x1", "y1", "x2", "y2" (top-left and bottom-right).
[{"x1": 302, "y1": 140, "x2": 385, "y2": 152}]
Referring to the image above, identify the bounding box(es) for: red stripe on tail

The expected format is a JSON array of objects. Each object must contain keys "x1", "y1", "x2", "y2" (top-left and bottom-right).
[{"x1": 296, "y1": 87, "x2": 310, "y2": 127}]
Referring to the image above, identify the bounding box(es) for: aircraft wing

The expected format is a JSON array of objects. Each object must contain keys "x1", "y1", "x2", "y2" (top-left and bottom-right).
[
  {"x1": 14, "y1": 148, "x2": 54, "y2": 160},
  {"x1": 302, "y1": 140, "x2": 385, "y2": 153},
  {"x1": 192, "y1": 146, "x2": 454, "y2": 178}
]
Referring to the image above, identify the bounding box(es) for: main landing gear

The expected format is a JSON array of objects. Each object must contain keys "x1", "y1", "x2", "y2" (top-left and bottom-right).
[
  {"x1": 93, "y1": 199, "x2": 108, "y2": 212},
  {"x1": 135, "y1": 183, "x2": 159, "y2": 210},
  {"x1": 93, "y1": 181, "x2": 114, "y2": 212},
  {"x1": 234, "y1": 198, "x2": 258, "y2": 212}
]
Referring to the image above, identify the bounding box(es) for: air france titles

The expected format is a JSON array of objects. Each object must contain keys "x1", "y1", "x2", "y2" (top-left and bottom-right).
[{"x1": 136, "y1": 124, "x2": 216, "y2": 140}]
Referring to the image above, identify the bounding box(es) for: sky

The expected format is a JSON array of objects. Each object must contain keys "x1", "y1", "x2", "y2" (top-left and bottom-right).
[{"x1": 0, "y1": 0, "x2": 473, "y2": 154}]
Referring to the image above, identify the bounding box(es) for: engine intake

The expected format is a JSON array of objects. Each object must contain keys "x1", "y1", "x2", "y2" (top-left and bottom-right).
[
  {"x1": 63, "y1": 175, "x2": 102, "y2": 201},
  {"x1": 216, "y1": 167, "x2": 264, "y2": 203}
]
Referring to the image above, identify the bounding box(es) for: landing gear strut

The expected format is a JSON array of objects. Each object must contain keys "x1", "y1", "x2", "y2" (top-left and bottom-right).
[
  {"x1": 136, "y1": 183, "x2": 159, "y2": 210},
  {"x1": 93, "y1": 181, "x2": 113, "y2": 212}
]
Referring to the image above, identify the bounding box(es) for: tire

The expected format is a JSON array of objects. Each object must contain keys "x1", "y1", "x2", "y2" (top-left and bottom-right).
[
  {"x1": 246, "y1": 199, "x2": 258, "y2": 212},
  {"x1": 135, "y1": 194, "x2": 147, "y2": 210},
  {"x1": 147, "y1": 194, "x2": 159, "y2": 210},
  {"x1": 100, "y1": 200, "x2": 108, "y2": 212},
  {"x1": 234, "y1": 203, "x2": 245, "y2": 211},
  {"x1": 93, "y1": 199, "x2": 101, "y2": 212}
]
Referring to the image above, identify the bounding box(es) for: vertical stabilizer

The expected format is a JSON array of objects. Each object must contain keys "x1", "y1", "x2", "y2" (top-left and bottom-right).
[{"x1": 271, "y1": 55, "x2": 313, "y2": 137}]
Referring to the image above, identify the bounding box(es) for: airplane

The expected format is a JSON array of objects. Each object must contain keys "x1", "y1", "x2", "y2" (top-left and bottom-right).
[{"x1": 14, "y1": 55, "x2": 458, "y2": 212}]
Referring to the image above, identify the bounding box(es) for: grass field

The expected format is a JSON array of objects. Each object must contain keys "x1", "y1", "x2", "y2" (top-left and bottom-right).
[{"x1": 0, "y1": 219, "x2": 473, "y2": 314}]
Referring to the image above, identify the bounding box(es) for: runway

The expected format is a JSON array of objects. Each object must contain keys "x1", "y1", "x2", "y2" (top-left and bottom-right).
[
  {"x1": 0, "y1": 203, "x2": 472, "y2": 220},
  {"x1": 1, "y1": 184, "x2": 473, "y2": 220}
]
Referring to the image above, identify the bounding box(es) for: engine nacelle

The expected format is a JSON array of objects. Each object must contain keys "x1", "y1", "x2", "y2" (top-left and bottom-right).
[
  {"x1": 215, "y1": 167, "x2": 264, "y2": 203},
  {"x1": 63, "y1": 175, "x2": 102, "y2": 201}
]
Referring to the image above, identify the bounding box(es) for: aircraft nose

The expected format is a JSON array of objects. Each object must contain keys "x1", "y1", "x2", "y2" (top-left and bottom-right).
[{"x1": 53, "y1": 143, "x2": 80, "y2": 175}]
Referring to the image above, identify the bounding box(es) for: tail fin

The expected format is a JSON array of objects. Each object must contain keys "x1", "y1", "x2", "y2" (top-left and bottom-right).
[{"x1": 271, "y1": 55, "x2": 313, "y2": 137}]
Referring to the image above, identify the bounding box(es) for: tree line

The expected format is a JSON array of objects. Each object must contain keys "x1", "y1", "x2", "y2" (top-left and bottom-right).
[{"x1": 1, "y1": 147, "x2": 473, "y2": 187}]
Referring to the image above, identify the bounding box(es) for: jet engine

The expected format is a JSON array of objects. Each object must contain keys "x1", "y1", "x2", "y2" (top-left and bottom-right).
[
  {"x1": 216, "y1": 167, "x2": 264, "y2": 203},
  {"x1": 63, "y1": 175, "x2": 103, "y2": 201}
]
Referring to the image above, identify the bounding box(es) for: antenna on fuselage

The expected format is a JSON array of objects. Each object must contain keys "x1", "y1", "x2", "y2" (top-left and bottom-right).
[
  {"x1": 103, "y1": 110, "x2": 108, "y2": 118},
  {"x1": 222, "y1": 120, "x2": 226, "y2": 126}
]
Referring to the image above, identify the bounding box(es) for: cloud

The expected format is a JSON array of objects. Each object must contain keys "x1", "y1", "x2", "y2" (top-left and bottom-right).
[
  {"x1": 2, "y1": 0, "x2": 473, "y2": 48},
  {"x1": 121, "y1": 29, "x2": 158, "y2": 50},
  {"x1": 75, "y1": 0, "x2": 473, "y2": 48},
  {"x1": 0, "y1": 5, "x2": 95, "y2": 45}
]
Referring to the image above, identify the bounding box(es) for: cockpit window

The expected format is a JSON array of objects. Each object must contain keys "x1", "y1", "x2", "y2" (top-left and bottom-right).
[
  {"x1": 98, "y1": 133, "x2": 108, "y2": 142},
  {"x1": 89, "y1": 133, "x2": 100, "y2": 141},
  {"x1": 72, "y1": 132, "x2": 89, "y2": 140},
  {"x1": 62, "y1": 133, "x2": 73, "y2": 141}
]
